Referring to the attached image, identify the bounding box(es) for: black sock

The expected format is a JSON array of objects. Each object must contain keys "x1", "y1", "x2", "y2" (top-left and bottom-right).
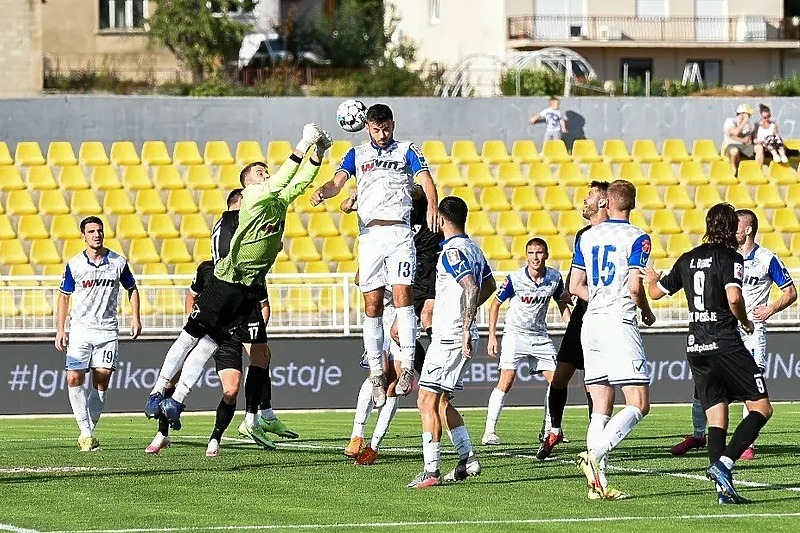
[
  {"x1": 723, "y1": 412, "x2": 768, "y2": 463},
  {"x1": 585, "y1": 389, "x2": 593, "y2": 421},
  {"x1": 245, "y1": 365, "x2": 268, "y2": 415},
  {"x1": 258, "y1": 368, "x2": 272, "y2": 411},
  {"x1": 158, "y1": 387, "x2": 175, "y2": 436},
  {"x1": 707, "y1": 426, "x2": 727, "y2": 465},
  {"x1": 210, "y1": 398, "x2": 237, "y2": 442},
  {"x1": 413, "y1": 340, "x2": 426, "y2": 375},
  {"x1": 548, "y1": 387, "x2": 568, "y2": 429}
]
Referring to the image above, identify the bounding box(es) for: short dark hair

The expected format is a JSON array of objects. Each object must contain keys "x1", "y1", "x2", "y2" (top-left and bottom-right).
[
  {"x1": 589, "y1": 180, "x2": 610, "y2": 192},
  {"x1": 608, "y1": 179, "x2": 636, "y2": 211},
  {"x1": 227, "y1": 188, "x2": 243, "y2": 208},
  {"x1": 239, "y1": 161, "x2": 267, "y2": 186},
  {"x1": 439, "y1": 196, "x2": 468, "y2": 229},
  {"x1": 704, "y1": 203, "x2": 739, "y2": 249},
  {"x1": 736, "y1": 208, "x2": 759, "y2": 236},
  {"x1": 525, "y1": 237, "x2": 548, "y2": 254},
  {"x1": 366, "y1": 104, "x2": 393, "y2": 124},
  {"x1": 80, "y1": 216, "x2": 103, "y2": 233}
]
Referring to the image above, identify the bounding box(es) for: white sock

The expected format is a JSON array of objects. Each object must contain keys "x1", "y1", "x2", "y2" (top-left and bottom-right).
[
  {"x1": 589, "y1": 406, "x2": 644, "y2": 462},
  {"x1": 171, "y1": 335, "x2": 218, "y2": 404},
  {"x1": 720, "y1": 455, "x2": 735, "y2": 470},
  {"x1": 446, "y1": 430, "x2": 476, "y2": 458},
  {"x1": 151, "y1": 331, "x2": 199, "y2": 395},
  {"x1": 422, "y1": 431, "x2": 441, "y2": 473},
  {"x1": 261, "y1": 408, "x2": 276, "y2": 421},
  {"x1": 450, "y1": 425, "x2": 474, "y2": 460},
  {"x1": 352, "y1": 378, "x2": 373, "y2": 438},
  {"x1": 370, "y1": 396, "x2": 398, "y2": 450},
  {"x1": 245, "y1": 412, "x2": 257, "y2": 427},
  {"x1": 742, "y1": 403, "x2": 749, "y2": 420},
  {"x1": 362, "y1": 316, "x2": 384, "y2": 374},
  {"x1": 692, "y1": 398, "x2": 707, "y2": 438},
  {"x1": 541, "y1": 385, "x2": 552, "y2": 434},
  {"x1": 485, "y1": 388, "x2": 505, "y2": 434},
  {"x1": 586, "y1": 413, "x2": 611, "y2": 455},
  {"x1": 68, "y1": 385, "x2": 92, "y2": 438},
  {"x1": 87, "y1": 389, "x2": 107, "y2": 428},
  {"x1": 394, "y1": 305, "x2": 417, "y2": 370}
]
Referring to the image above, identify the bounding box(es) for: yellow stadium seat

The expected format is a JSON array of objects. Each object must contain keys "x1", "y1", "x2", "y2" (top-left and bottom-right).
[
  {"x1": 708, "y1": 160, "x2": 737, "y2": 185},
  {"x1": 27, "y1": 166, "x2": 57, "y2": 190},
  {"x1": 754, "y1": 184, "x2": 785, "y2": 209},
  {"x1": 135, "y1": 189, "x2": 167, "y2": 215},
  {"x1": 511, "y1": 139, "x2": 541, "y2": 164},
  {"x1": 480, "y1": 235, "x2": 512, "y2": 260},
  {"x1": 17, "y1": 215, "x2": 48, "y2": 240},
  {"x1": 678, "y1": 160, "x2": 708, "y2": 185},
  {"x1": 160, "y1": 238, "x2": 193, "y2": 264},
  {"x1": 450, "y1": 186, "x2": 481, "y2": 211},
  {"x1": 37, "y1": 190, "x2": 69, "y2": 215},
  {"x1": 283, "y1": 212, "x2": 307, "y2": 238},
  {"x1": 768, "y1": 162, "x2": 797, "y2": 185},
  {"x1": 129, "y1": 238, "x2": 161, "y2": 264},
  {"x1": 272, "y1": 261, "x2": 301, "y2": 277},
  {"x1": 787, "y1": 184, "x2": 800, "y2": 208},
  {"x1": 629, "y1": 210, "x2": 650, "y2": 233},
  {"x1": 481, "y1": 140, "x2": 512, "y2": 164},
  {"x1": 651, "y1": 210, "x2": 681, "y2": 234},
  {"x1": 451, "y1": 140, "x2": 482, "y2": 164},
  {"x1": 110, "y1": 141, "x2": 141, "y2": 166},
  {"x1": 587, "y1": 162, "x2": 614, "y2": 182},
  {"x1": 140, "y1": 263, "x2": 172, "y2": 285},
  {"x1": 217, "y1": 164, "x2": 240, "y2": 190},
  {"x1": 336, "y1": 260, "x2": 358, "y2": 274},
  {"x1": 69, "y1": 190, "x2": 102, "y2": 215},
  {"x1": 121, "y1": 166, "x2": 152, "y2": 190},
  {"x1": 631, "y1": 139, "x2": 661, "y2": 163},
  {"x1": 235, "y1": 141, "x2": 265, "y2": 165},
  {"x1": 294, "y1": 191, "x2": 326, "y2": 213},
  {"x1": 663, "y1": 185, "x2": 694, "y2": 209},
  {"x1": 0, "y1": 166, "x2": 25, "y2": 191},
  {"x1": 510, "y1": 188, "x2": 541, "y2": 211},
  {"x1": 192, "y1": 239, "x2": 212, "y2": 262},
  {"x1": 648, "y1": 236, "x2": 669, "y2": 259},
  {"x1": 694, "y1": 184, "x2": 723, "y2": 209},
  {"x1": 648, "y1": 161, "x2": 679, "y2": 186},
  {"x1": 496, "y1": 212, "x2": 527, "y2": 236},
  {"x1": 61, "y1": 239, "x2": 85, "y2": 261},
  {"x1": 116, "y1": 214, "x2": 148, "y2": 240},
  {"x1": 184, "y1": 165, "x2": 216, "y2": 190},
  {"x1": 46, "y1": 142, "x2": 77, "y2": 166},
  {"x1": 571, "y1": 139, "x2": 602, "y2": 163},
  {"x1": 147, "y1": 214, "x2": 180, "y2": 239},
  {"x1": 496, "y1": 162, "x2": 527, "y2": 187},
  {"x1": 179, "y1": 214, "x2": 211, "y2": 239},
  {"x1": 635, "y1": 185, "x2": 664, "y2": 209},
  {"x1": 15, "y1": 141, "x2": 45, "y2": 166},
  {"x1": 57, "y1": 166, "x2": 90, "y2": 191},
  {"x1": 193, "y1": 189, "x2": 224, "y2": 215},
  {"x1": 167, "y1": 189, "x2": 199, "y2": 215},
  {"x1": 751, "y1": 208, "x2": 773, "y2": 233},
  {"x1": 680, "y1": 210, "x2": 706, "y2": 234},
  {"x1": 288, "y1": 237, "x2": 321, "y2": 262},
  {"x1": 313, "y1": 163, "x2": 336, "y2": 187},
  {"x1": 541, "y1": 140, "x2": 571, "y2": 164},
  {"x1": 266, "y1": 140, "x2": 293, "y2": 168},
  {"x1": 307, "y1": 212, "x2": 339, "y2": 238},
  {"x1": 49, "y1": 214, "x2": 80, "y2": 240},
  {"x1": 465, "y1": 162, "x2": 496, "y2": 187},
  {"x1": 103, "y1": 237, "x2": 123, "y2": 256},
  {"x1": 737, "y1": 160, "x2": 768, "y2": 185},
  {"x1": 153, "y1": 166, "x2": 185, "y2": 190},
  {"x1": 617, "y1": 162, "x2": 648, "y2": 186},
  {"x1": 203, "y1": 141, "x2": 234, "y2": 166},
  {"x1": 421, "y1": 140, "x2": 451, "y2": 165},
  {"x1": 142, "y1": 141, "x2": 171, "y2": 166},
  {"x1": 287, "y1": 287, "x2": 320, "y2": 313},
  {"x1": 602, "y1": 139, "x2": 632, "y2": 163},
  {"x1": 692, "y1": 139, "x2": 722, "y2": 163},
  {"x1": 556, "y1": 162, "x2": 586, "y2": 186},
  {"x1": 557, "y1": 211, "x2": 586, "y2": 235},
  {"x1": 99, "y1": 189, "x2": 133, "y2": 215},
  {"x1": 527, "y1": 161, "x2": 557, "y2": 187},
  {"x1": 773, "y1": 208, "x2": 800, "y2": 233},
  {"x1": 78, "y1": 141, "x2": 109, "y2": 166},
  {"x1": 328, "y1": 140, "x2": 353, "y2": 165},
  {"x1": 6, "y1": 190, "x2": 37, "y2": 215},
  {"x1": 0, "y1": 239, "x2": 28, "y2": 265},
  {"x1": 724, "y1": 184, "x2": 755, "y2": 208},
  {"x1": 760, "y1": 233, "x2": 791, "y2": 257},
  {"x1": 9, "y1": 264, "x2": 36, "y2": 278},
  {"x1": 526, "y1": 211, "x2": 558, "y2": 235},
  {"x1": 29, "y1": 239, "x2": 61, "y2": 265},
  {"x1": 337, "y1": 214, "x2": 358, "y2": 238},
  {"x1": 480, "y1": 186, "x2": 511, "y2": 211},
  {"x1": 321, "y1": 236, "x2": 354, "y2": 262},
  {"x1": 542, "y1": 187, "x2": 573, "y2": 211},
  {"x1": 20, "y1": 291, "x2": 53, "y2": 316},
  {"x1": 495, "y1": 259, "x2": 520, "y2": 272},
  {"x1": 544, "y1": 235, "x2": 572, "y2": 260},
  {"x1": 152, "y1": 289, "x2": 185, "y2": 314},
  {"x1": 319, "y1": 286, "x2": 346, "y2": 312},
  {"x1": 173, "y1": 262, "x2": 198, "y2": 277},
  {"x1": 304, "y1": 260, "x2": 332, "y2": 279},
  {"x1": 661, "y1": 139, "x2": 691, "y2": 163},
  {"x1": 465, "y1": 210, "x2": 495, "y2": 236},
  {"x1": 90, "y1": 166, "x2": 122, "y2": 190},
  {"x1": 0, "y1": 291, "x2": 20, "y2": 317},
  {"x1": 432, "y1": 163, "x2": 463, "y2": 187},
  {"x1": 0, "y1": 142, "x2": 12, "y2": 165}
]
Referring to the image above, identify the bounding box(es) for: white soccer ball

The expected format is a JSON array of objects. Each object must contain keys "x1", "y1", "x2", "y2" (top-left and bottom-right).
[{"x1": 336, "y1": 99, "x2": 367, "y2": 133}]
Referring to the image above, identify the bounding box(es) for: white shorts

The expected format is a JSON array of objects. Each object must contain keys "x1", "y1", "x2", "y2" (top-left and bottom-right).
[
  {"x1": 544, "y1": 130, "x2": 562, "y2": 142},
  {"x1": 65, "y1": 325, "x2": 119, "y2": 371},
  {"x1": 418, "y1": 337, "x2": 477, "y2": 394},
  {"x1": 499, "y1": 332, "x2": 557, "y2": 374},
  {"x1": 581, "y1": 314, "x2": 650, "y2": 386},
  {"x1": 740, "y1": 323, "x2": 766, "y2": 371},
  {"x1": 358, "y1": 225, "x2": 416, "y2": 293}
]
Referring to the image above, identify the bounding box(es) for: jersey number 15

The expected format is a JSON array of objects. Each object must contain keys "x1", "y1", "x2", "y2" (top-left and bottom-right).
[{"x1": 591, "y1": 245, "x2": 616, "y2": 286}]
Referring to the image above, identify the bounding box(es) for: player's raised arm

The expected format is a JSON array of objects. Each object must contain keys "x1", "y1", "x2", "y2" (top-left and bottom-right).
[
  {"x1": 311, "y1": 146, "x2": 353, "y2": 206},
  {"x1": 340, "y1": 192, "x2": 358, "y2": 213}
]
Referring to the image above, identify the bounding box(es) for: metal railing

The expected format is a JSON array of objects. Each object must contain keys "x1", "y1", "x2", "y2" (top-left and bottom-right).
[
  {"x1": 1, "y1": 273, "x2": 798, "y2": 339},
  {"x1": 507, "y1": 15, "x2": 796, "y2": 43}
]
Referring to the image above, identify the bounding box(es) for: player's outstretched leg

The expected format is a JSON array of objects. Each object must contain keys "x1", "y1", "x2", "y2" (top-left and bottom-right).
[{"x1": 670, "y1": 397, "x2": 707, "y2": 456}]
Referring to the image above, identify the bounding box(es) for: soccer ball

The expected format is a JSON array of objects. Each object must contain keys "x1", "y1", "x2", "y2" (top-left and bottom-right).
[{"x1": 336, "y1": 99, "x2": 367, "y2": 133}]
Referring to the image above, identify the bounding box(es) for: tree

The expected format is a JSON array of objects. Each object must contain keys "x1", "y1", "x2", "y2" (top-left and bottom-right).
[
  {"x1": 148, "y1": 0, "x2": 255, "y2": 83},
  {"x1": 310, "y1": 0, "x2": 384, "y2": 68}
]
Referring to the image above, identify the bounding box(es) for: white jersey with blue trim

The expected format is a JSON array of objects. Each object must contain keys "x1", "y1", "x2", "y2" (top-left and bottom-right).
[
  {"x1": 741, "y1": 244, "x2": 794, "y2": 317},
  {"x1": 337, "y1": 140, "x2": 428, "y2": 227},
  {"x1": 497, "y1": 266, "x2": 563, "y2": 337},
  {"x1": 59, "y1": 249, "x2": 137, "y2": 330},
  {"x1": 572, "y1": 219, "x2": 651, "y2": 321},
  {"x1": 432, "y1": 234, "x2": 493, "y2": 342}
]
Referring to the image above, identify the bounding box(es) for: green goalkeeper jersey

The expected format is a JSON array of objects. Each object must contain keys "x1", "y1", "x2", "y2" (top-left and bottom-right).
[{"x1": 215, "y1": 157, "x2": 319, "y2": 286}]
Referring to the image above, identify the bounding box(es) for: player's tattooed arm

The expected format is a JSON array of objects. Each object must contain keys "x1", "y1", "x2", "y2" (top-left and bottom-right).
[{"x1": 458, "y1": 273, "x2": 480, "y2": 358}]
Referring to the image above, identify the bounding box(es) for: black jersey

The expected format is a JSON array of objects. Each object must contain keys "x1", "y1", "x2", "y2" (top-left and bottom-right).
[
  {"x1": 211, "y1": 210, "x2": 239, "y2": 264},
  {"x1": 570, "y1": 224, "x2": 591, "y2": 314},
  {"x1": 410, "y1": 194, "x2": 444, "y2": 276},
  {"x1": 658, "y1": 243, "x2": 745, "y2": 355},
  {"x1": 189, "y1": 260, "x2": 216, "y2": 295}
]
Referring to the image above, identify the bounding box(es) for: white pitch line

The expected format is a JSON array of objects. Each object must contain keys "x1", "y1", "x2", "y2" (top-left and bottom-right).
[
  {"x1": 0, "y1": 467, "x2": 120, "y2": 474},
  {"x1": 0, "y1": 524, "x2": 42, "y2": 533},
  {"x1": 39, "y1": 513, "x2": 800, "y2": 533}
]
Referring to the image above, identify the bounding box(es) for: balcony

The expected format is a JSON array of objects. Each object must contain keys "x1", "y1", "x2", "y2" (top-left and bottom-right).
[{"x1": 507, "y1": 15, "x2": 800, "y2": 48}]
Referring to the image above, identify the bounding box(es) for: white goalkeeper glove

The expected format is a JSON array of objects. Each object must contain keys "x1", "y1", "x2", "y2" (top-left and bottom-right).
[
  {"x1": 296, "y1": 123, "x2": 323, "y2": 154},
  {"x1": 314, "y1": 130, "x2": 333, "y2": 160}
]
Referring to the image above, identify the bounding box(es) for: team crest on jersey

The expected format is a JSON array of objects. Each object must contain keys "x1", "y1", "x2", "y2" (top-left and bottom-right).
[
  {"x1": 410, "y1": 144, "x2": 428, "y2": 165},
  {"x1": 445, "y1": 248, "x2": 469, "y2": 276},
  {"x1": 641, "y1": 239, "x2": 651, "y2": 254},
  {"x1": 734, "y1": 262, "x2": 744, "y2": 281}
]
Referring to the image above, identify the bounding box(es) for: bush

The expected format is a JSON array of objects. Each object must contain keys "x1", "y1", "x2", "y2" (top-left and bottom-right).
[
  {"x1": 769, "y1": 74, "x2": 800, "y2": 96},
  {"x1": 499, "y1": 69, "x2": 564, "y2": 96}
]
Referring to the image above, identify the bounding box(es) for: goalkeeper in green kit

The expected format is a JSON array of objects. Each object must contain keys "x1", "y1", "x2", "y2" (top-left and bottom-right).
[{"x1": 145, "y1": 124, "x2": 333, "y2": 428}]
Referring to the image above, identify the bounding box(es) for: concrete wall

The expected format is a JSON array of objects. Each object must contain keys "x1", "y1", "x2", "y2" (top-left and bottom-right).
[{"x1": 0, "y1": 0, "x2": 43, "y2": 96}]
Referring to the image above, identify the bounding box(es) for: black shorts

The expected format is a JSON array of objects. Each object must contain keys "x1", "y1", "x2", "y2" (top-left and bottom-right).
[
  {"x1": 190, "y1": 278, "x2": 260, "y2": 342},
  {"x1": 233, "y1": 304, "x2": 268, "y2": 344},
  {"x1": 413, "y1": 265, "x2": 437, "y2": 317},
  {"x1": 556, "y1": 302, "x2": 586, "y2": 370},
  {"x1": 689, "y1": 346, "x2": 769, "y2": 411},
  {"x1": 213, "y1": 336, "x2": 244, "y2": 373}
]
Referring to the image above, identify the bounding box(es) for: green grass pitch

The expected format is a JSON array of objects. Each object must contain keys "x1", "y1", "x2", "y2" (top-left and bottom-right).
[{"x1": 1, "y1": 404, "x2": 800, "y2": 532}]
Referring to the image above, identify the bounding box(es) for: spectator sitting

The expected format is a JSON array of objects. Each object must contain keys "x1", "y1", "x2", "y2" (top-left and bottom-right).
[
  {"x1": 754, "y1": 104, "x2": 789, "y2": 164},
  {"x1": 722, "y1": 103, "x2": 759, "y2": 176},
  {"x1": 529, "y1": 96, "x2": 568, "y2": 144}
]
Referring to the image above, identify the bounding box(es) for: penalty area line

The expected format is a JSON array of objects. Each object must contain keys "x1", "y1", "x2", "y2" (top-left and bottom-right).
[{"x1": 0, "y1": 524, "x2": 43, "y2": 533}]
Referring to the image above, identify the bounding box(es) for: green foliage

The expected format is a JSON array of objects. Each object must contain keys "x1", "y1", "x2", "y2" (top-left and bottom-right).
[
  {"x1": 309, "y1": 0, "x2": 383, "y2": 69},
  {"x1": 768, "y1": 73, "x2": 800, "y2": 96},
  {"x1": 499, "y1": 69, "x2": 564, "y2": 96},
  {"x1": 611, "y1": 78, "x2": 702, "y2": 97},
  {"x1": 147, "y1": 0, "x2": 255, "y2": 82}
]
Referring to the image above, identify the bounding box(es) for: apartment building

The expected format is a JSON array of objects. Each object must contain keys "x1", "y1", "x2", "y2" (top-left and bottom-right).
[{"x1": 0, "y1": 0, "x2": 44, "y2": 96}]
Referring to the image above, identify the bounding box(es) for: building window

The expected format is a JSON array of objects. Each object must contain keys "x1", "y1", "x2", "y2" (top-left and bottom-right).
[
  {"x1": 620, "y1": 58, "x2": 653, "y2": 80},
  {"x1": 687, "y1": 60, "x2": 722, "y2": 87},
  {"x1": 99, "y1": 0, "x2": 147, "y2": 30},
  {"x1": 430, "y1": 0, "x2": 441, "y2": 25},
  {"x1": 636, "y1": 0, "x2": 667, "y2": 18}
]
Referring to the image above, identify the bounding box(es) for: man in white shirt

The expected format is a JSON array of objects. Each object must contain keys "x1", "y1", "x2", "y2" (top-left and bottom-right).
[{"x1": 722, "y1": 103, "x2": 761, "y2": 176}]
